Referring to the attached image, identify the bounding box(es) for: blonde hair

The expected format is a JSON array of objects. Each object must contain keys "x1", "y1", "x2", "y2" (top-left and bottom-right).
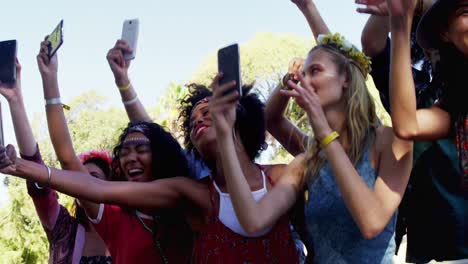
[{"x1": 302, "y1": 45, "x2": 379, "y2": 185}]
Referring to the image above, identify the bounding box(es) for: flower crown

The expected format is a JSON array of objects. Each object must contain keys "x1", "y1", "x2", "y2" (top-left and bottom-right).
[{"x1": 316, "y1": 33, "x2": 372, "y2": 77}]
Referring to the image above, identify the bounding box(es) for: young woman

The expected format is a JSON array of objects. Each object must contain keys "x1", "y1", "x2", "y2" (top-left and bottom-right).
[
  {"x1": 0, "y1": 58, "x2": 112, "y2": 264},
  {"x1": 221, "y1": 33, "x2": 413, "y2": 263},
  {"x1": 0, "y1": 80, "x2": 300, "y2": 263},
  {"x1": 223, "y1": 3, "x2": 412, "y2": 262},
  {"x1": 36, "y1": 39, "x2": 193, "y2": 264},
  {"x1": 378, "y1": 0, "x2": 468, "y2": 259}
]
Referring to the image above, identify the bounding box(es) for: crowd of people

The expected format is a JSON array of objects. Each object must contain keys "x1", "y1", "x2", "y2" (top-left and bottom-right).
[{"x1": 0, "y1": 0, "x2": 466, "y2": 263}]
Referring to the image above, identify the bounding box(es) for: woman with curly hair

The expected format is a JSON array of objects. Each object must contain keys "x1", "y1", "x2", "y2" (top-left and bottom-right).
[{"x1": 0, "y1": 78, "x2": 300, "y2": 263}]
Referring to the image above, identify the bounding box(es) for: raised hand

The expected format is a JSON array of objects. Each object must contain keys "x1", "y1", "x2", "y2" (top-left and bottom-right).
[
  {"x1": 0, "y1": 58, "x2": 22, "y2": 103},
  {"x1": 356, "y1": 0, "x2": 390, "y2": 16},
  {"x1": 280, "y1": 71, "x2": 332, "y2": 140},
  {"x1": 0, "y1": 145, "x2": 17, "y2": 175},
  {"x1": 37, "y1": 38, "x2": 58, "y2": 78},
  {"x1": 357, "y1": 0, "x2": 417, "y2": 17},
  {"x1": 209, "y1": 73, "x2": 239, "y2": 137},
  {"x1": 291, "y1": 0, "x2": 313, "y2": 10},
  {"x1": 107, "y1": 40, "x2": 133, "y2": 87}
]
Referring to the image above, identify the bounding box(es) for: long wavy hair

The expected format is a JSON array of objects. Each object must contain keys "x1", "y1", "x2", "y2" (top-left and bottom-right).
[{"x1": 303, "y1": 45, "x2": 380, "y2": 183}]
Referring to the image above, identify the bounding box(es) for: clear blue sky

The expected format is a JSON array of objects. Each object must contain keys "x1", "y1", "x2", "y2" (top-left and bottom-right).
[{"x1": 0, "y1": 0, "x2": 369, "y2": 204}]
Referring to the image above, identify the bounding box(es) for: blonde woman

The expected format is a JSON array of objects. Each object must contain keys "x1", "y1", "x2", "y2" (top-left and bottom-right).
[{"x1": 210, "y1": 32, "x2": 413, "y2": 263}]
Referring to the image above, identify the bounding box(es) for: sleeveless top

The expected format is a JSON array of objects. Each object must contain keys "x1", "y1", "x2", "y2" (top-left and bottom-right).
[
  {"x1": 304, "y1": 141, "x2": 396, "y2": 264},
  {"x1": 212, "y1": 169, "x2": 272, "y2": 237},
  {"x1": 193, "y1": 167, "x2": 299, "y2": 264}
]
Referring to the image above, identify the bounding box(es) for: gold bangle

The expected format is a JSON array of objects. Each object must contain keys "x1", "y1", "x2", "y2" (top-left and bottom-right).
[
  {"x1": 320, "y1": 131, "x2": 339, "y2": 149},
  {"x1": 118, "y1": 81, "x2": 131, "y2": 91}
]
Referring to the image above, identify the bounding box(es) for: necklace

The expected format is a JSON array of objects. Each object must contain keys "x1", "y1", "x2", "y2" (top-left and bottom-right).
[{"x1": 136, "y1": 212, "x2": 169, "y2": 264}]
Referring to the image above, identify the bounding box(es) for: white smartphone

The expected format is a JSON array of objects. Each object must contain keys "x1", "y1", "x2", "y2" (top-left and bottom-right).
[{"x1": 121, "y1": 19, "x2": 139, "y2": 60}]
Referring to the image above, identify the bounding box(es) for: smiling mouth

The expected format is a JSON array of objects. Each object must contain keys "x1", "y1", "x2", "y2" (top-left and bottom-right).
[
  {"x1": 195, "y1": 126, "x2": 208, "y2": 139},
  {"x1": 127, "y1": 168, "x2": 144, "y2": 180}
]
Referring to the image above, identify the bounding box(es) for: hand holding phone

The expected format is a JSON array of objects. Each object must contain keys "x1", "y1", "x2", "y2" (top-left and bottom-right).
[
  {"x1": 217, "y1": 43, "x2": 242, "y2": 96},
  {"x1": 46, "y1": 20, "x2": 64, "y2": 59},
  {"x1": 121, "y1": 19, "x2": 139, "y2": 60},
  {"x1": 0, "y1": 40, "x2": 17, "y2": 84}
]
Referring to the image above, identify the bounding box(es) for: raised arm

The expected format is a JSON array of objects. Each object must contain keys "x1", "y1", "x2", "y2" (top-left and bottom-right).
[
  {"x1": 107, "y1": 40, "x2": 151, "y2": 122},
  {"x1": 0, "y1": 146, "x2": 207, "y2": 212},
  {"x1": 387, "y1": 0, "x2": 450, "y2": 140},
  {"x1": 37, "y1": 40, "x2": 103, "y2": 219},
  {"x1": 285, "y1": 73, "x2": 413, "y2": 239},
  {"x1": 265, "y1": 58, "x2": 308, "y2": 156},
  {"x1": 361, "y1": 15, "x2": 390, "y2": 57},
  {"x1": 37, "y1": 40, "x2": 84, "y2": 172},
  {"x1": 0, "y1": 60, "x2": 36, "y2": 156},
  {"x1": 292, "y1": 0, "x2": 331, "y2": 41},
  {"x1": 209, "y1": 75, "x2": 302, "y2": 234},
  {"x1": 0, "y1": 59, "x2": 61, "y2": 230}
]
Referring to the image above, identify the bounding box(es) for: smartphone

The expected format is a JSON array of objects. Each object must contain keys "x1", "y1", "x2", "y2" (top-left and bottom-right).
[
  {"x1": 47, "y1": 20, "x2": 64, "y2": 59},
  {"x1": 121, "y1": 19, "x2": 139, "y2": 60},
  {"x1": 0, "y1": 102, "x2": 4, "y2": 147},
  {"x1": 217, "y1": 43, "x2": 242, "y2": 96},
  {"x1": 0, "y1": 40, "x2": 17, "y2": 84}
]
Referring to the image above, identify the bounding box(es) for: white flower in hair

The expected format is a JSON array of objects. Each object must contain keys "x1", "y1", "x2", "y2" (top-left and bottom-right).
[
  {"x1": 317, "y1": 34, "x2": 325, "y2": 44},
  {"x1": 341, "y1": 39, "x2": 353, "y2": 51}
]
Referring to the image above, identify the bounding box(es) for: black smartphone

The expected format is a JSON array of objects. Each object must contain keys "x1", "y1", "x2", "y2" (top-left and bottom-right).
[
  {"x1": 217, "y1": 43, "x2": 241, "y2": 96},
  {"x1": 0, "y1": 40, "x2": 17, "y2": 84},
  {"x1": 47, "y1": 20, "x2": 64, "y2": 59}
]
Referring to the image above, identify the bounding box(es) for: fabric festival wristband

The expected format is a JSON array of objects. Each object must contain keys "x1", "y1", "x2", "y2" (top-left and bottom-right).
[
  {"x1": 118, "y1": 81, "x2": 131, "y2": 91},
  {"x1": 45, "y1": 97, "x2": 70, "y2": 110},
  {"x1": 123, "y1": 96, "x2": 139, "y2": 106},
  {"x1": 320, "y1": 131, "x2": 339, "y2": 149}
]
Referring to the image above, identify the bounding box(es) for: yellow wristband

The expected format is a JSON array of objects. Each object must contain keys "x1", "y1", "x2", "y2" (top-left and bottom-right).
[
  {"x1": 118, "y1": 81, "x2": 131, "y2": 91},
  {"x1": 320, "y1": 131, "x2": 339, "y2": 149}
]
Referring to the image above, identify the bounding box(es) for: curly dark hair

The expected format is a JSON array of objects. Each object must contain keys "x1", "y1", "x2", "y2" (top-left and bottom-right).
[
  {"x1": 179, "y1": 83, "x2": 266, "y2": 161},
  {"x1": 111, "y1": 121, "x2": 190, "y2": 181},
  {"x1": 109, "y1": 121, "x2": 193, "y2": 259}
]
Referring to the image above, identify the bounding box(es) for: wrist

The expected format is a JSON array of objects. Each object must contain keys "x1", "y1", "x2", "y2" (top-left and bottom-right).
[
  {"x1": 390, "y1": 15, "x2": 413, "y2": 33},
  {"x1": 6, "y1": 94, "x2": 21, "y2": 105},
  {"x1": 314, "y1": 127, "x2": 333, "y2": 142},
  {"x1": 115, "y1": 77, "x2": 130, "y2": 88},
  {"x1": 40, "y1": 71, "x2": 58, "y2": 81}
]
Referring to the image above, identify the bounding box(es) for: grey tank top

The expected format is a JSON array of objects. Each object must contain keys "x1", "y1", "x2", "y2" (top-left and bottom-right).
[{"x1": 304, "y1": 140, "x2": 396, "y2": 264}]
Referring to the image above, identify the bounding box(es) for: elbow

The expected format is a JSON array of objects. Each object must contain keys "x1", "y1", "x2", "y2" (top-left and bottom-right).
[
  {"x1": 360, "y1": 222, "x2": 386, "y2": 240},
  {"x1": 393, "y1": 126, "x2": 418, "y2": 140}
]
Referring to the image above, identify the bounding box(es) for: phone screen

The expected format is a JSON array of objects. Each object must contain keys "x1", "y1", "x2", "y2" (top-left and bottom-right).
[
  {"x1": 217, "y1": 44, "x2": 241, "y2": 96},
  {"x1": 47, "y1": 20, "x2": 64, "y2": 58},
  {"x1": 0, "y1": 40, "x2": 17, "y2": 83}
]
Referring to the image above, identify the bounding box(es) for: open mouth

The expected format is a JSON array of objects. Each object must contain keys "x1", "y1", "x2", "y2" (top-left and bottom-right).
[
  {"x1": 195, "y1": 125, "x2": 209, "y2": 139},
  {"x1": 127, "y1": 168, "x2": 144, "y2": 180}
]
